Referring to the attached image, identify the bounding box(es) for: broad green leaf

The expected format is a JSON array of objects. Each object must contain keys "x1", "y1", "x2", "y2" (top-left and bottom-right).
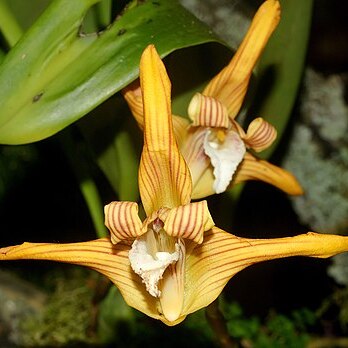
[
  {"x1": 0, "y1": 49, "x2": 5, "y2": 64},
  {"x1": 249, "y1": 0, "x2": 313, "y2": 159},
  {"x1": 3, "y1": 0, "x2": 52, "y2": 31},
  {"x1": 0, "y1": 0, "x2": 220, "y2": 145}
]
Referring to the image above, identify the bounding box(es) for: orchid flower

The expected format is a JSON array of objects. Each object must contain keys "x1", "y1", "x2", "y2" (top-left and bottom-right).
[
  {"x1": 1, "y1": 45, "x2": 348, "y2": 327},
  {"x1": 123, "y1": 0, "x2": 302, "y2": 199}
]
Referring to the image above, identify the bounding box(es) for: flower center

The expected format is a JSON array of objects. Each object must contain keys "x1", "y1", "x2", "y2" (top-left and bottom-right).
[
  {"x1": 216, "y1": 129, "x2": 227, "y2": 143},
  {"x1": 128, "y1": 218, "x2": 181, "y2": 298},
  {"x1": 203, "y1": 128, "x2": 246, "y2": 193}
]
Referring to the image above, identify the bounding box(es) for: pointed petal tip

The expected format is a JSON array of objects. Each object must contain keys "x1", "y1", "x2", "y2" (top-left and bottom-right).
[
  {"x1": 289, "y1": 182, "x2": 304, "y2": 196},
  {"x1": 203, "y1": 0, "x2": 281, "y2": 117},
  {"x1": 234, "y1": 152, "x2": 304, "y2": 196},
  {"x1": 139, "y1": 44, "x2": 192, "y2": 213},
  {"x1": 163, "y1": 310, "x2": 181, "y2": 323},
  {"x1": 263, "y1": 0, "x2": 281, "y2": 19},
  {"x1": 161, "y1": 314, "x2": 187, "y2": 326}
]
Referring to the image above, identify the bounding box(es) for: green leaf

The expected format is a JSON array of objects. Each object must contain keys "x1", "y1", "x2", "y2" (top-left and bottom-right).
[
  {"x1": 249, "y1": 0, "x2": 313, "y2": 159},
  {"x1": 0, "y1": 0, "x2": 24, "y2": 47},
  {"x1": 0, "y1": 49, "x2": 5, "y2": 64},
  {"x1": 0, "y1": 0, "x2": 220, "y2": 145},
  {"x1": 94, "y1": 0, "x2": 112, "y2": 28},
  {"x1": 3, "y1": 0, "x2": 52, "y2": 31}
]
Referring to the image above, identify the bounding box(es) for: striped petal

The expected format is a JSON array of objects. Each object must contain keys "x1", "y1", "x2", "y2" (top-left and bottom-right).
[
  {"x1": 0, "y1": 239, "x2": 163, "y2": 322},
  {"x1": 2, "y1": 229, "x2": 348, "y2": 325},
  {"x1": 104, "y1": 201, "x2": 144, "y2": 244},
  {"x1": 138, "y1": 45, "x2": 192, "y2": 216},
  {"x1": 234, "y1": 152, "x2": 303, "y2": 195},
  {"x1": 123, "y1": 80, "x2": 144, "y2": 130},
  {"x1": 203, "y1": 0, "x2": 281, "y2": 118},
  {"x1": 182, "y1": 227, "x2": 348, "y2": 316},
  {"x1": 123, "y1": 80, "x2": 190, "y2": 148},
  {"x1": 188, "y1": 93, "x2": 229, "y2": 128},
  {"x1": 160, "y1": 201, "x2": 214, "y2": 244},
  {"x1": 242, "y1": 117, "x2": 277, "y2": 152}
]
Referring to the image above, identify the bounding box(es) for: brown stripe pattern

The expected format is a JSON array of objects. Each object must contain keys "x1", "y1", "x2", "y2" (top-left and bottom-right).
[
  {"x1": 183, "y1": 226, "x2": 348, "y2": 315},
  {"x1": 161, "y1": 201, "x2": 214, "y2": 244},
  {"x1": 202, "y1": 0, "x2": 281, "y2": 118},
  {"x1": 138, "y1": 45, "x2": 192, "y2": 216},
  {"x1": 1, "y1": 225, "x2": 348, "y2": 324},
  {"x1": 188, "y1": 93, "x2": 229, "y2": 128},
  {"x1": 234, "y1": 152, "x2": 303, "y2": 195},
  {"x1": 104, "y1": 201, "x2": 144, "y2": 244},
  {"x1": 0, "y1": 238, "x2": 161, "y2": 321},
  {"x1": 243, "y1": 117, "x2": 277, "y2": 152},
  {"x1": 123, "y1": 81, "x2": 190, "y2": 147}
]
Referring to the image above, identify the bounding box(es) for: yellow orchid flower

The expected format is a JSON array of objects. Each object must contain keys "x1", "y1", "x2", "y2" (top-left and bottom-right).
[
  {"x1": 1, "y1": 45, "x2": 348, "y2": 328},
  {"x1": 123, "y1": 0, "x2": 302, "y2": 199}
]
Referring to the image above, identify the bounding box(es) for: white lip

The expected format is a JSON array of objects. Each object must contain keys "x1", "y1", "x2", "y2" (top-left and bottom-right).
[
  {"x1": 204, "y1": 129, "x2": 246, "y2": 193},
  {"x1": 129, "y1": 232, "x2": 180, "y2": 298}
]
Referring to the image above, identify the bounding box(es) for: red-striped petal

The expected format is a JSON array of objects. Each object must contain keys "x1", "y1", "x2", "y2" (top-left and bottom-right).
[
  {"x1": 203, "y1": 0, "x2": 281, "y2": 118},
  {"x1": 188, "y1": 93, "x2": 229, "y2": 128},
  {"x1": 183, "y1": 227, "x2": 348, "y2": 316},
  {"x1": 138, "y1": 45, "x2": 192, "y2": 215},
  {"x1": 0, "y1": 238, "x2": 162, "y2": 321},
  {"x1": 160, "y1": 201, "x2": 214, "y2": 244},
  {"x1": 104, "y1": 201, "x2": 144, "y2": 244},
  {"x1": 234, "y1": 152, "x2": 303, "y2": 195},
  {"x1": 242, "y1": 117, "x2": 277, "y2": 152}
]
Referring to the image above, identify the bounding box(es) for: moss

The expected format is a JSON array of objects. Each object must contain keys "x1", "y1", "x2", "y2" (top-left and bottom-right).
[
  {"x1": 221, "y1": 300, "x2": 315, "y2": 348},
  {"x1": 20, "y1": 268, "x2": 95, "y2": 347}
]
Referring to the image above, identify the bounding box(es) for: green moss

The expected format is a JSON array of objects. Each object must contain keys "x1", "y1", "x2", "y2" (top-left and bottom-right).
[
  {"x1": 221, "y1": 300, "x2": 315, "y2": 348},
  {"x1": 20, "y1": 268, "x2": 95, "y2": 346}
]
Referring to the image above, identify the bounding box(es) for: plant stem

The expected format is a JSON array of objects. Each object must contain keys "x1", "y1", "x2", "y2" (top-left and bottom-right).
[
  {"x1": 0, "y1": 0, "x2": 23, "y2": 47},
  {"x1": 79, "y1": 176, "x2": 108, "y2": 238},
  {"x1": 95, "y1": 0, "x2": 112, "y2": 28},
  {"x1": 206, "y1": 299, "x2": 237, "y2": 348}
]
